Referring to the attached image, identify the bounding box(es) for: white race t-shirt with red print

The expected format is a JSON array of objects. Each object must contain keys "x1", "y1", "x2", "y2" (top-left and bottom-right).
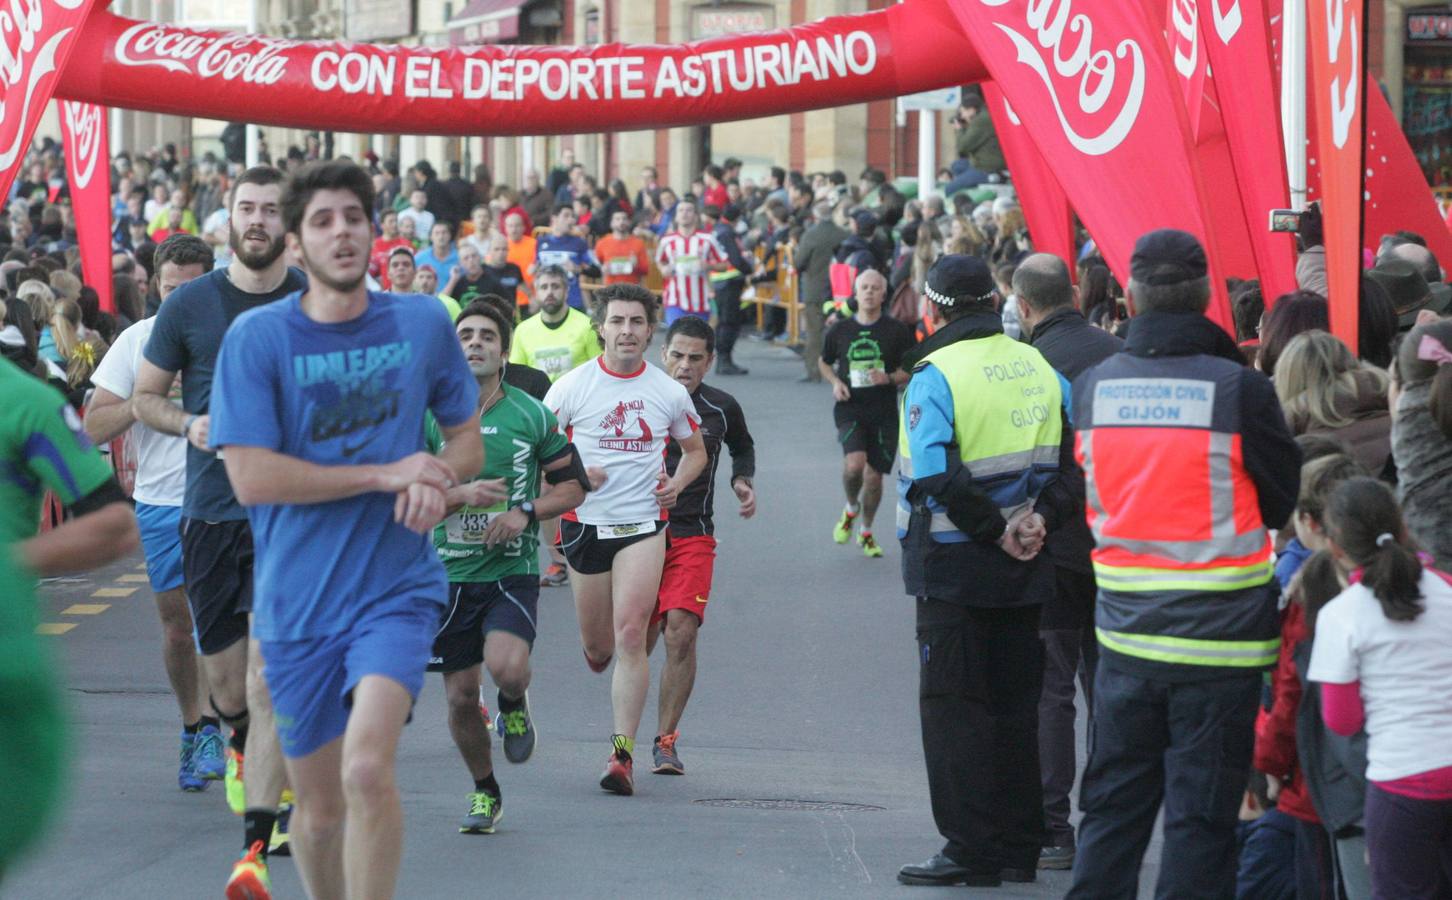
[
  {"x1": 655, "y1": 230, "x2": 724, "y2": 314},
  {"x1": 545, "y1": 356, "x2": 700, "y2": 525}
]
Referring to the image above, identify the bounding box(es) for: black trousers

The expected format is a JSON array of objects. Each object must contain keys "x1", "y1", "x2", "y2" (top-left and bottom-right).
[
  {"x1": 714, "y1": 280, "x2": 745, "y2": 355},
  {"x1": 1039, "y1": 624, "x2": 1098, "y2": 848},
  {"x1": 916, "y1": 598, "x2": 1045, "y2": 874},
  {"x1": 1067, "y1": 665, "x2": 1260, "y2": 900}
]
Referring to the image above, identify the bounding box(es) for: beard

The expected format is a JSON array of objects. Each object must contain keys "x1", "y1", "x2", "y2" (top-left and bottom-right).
[{"x1": 229, "y1": 225, "x2": 287, "y2": 271}]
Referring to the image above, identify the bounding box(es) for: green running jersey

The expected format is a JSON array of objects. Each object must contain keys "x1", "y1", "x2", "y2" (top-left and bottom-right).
[
  {"x1": 508, "y1": 308, "x2": 599, "y2": 381},
  {"x1": 0, "y1": 361, "x2": 116, "y2": 544},
  {"x1": 427, "y1": 383, "x2": 569, "y2": 582}
]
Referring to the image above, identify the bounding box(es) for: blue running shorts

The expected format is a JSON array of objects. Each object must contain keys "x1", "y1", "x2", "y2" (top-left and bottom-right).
[
  {"x1": 261, "y1": 596, "x2": 441, "y2": 759},
  {"x1": 134, "y1": 502, "x2": 185, "y2": 593}
]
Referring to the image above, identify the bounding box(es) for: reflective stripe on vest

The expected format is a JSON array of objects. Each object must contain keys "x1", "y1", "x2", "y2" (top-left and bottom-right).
[
  {"x1": 1096, "y1": 627, "x2": 1279, "y2": 668},
  {"x1": 898, "y1": 336, "x2": 1063, "y2": 539},
  {"x1": 1080, "y1": 422, "x2": 1272, "y2": 593}
]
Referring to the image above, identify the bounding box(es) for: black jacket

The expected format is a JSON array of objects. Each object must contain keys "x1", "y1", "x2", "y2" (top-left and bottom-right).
[
  {"x1": 1029, "y1": 307, "x2": 1122, "y2": 627},
  {"x1": 1111, "y1": 311, "x2": 1300, "y2": 531}
]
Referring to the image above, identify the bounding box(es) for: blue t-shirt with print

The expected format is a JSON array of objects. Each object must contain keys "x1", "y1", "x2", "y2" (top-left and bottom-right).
[
  {"x1": 209, "y1": 291, "x2": 478, "y2": 641},
  {"x1": 534, "y1": 233, "x2": 592, "y2": 310}
]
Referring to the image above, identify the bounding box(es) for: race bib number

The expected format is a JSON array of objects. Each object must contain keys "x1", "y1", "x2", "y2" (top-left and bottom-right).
[
  {"x1": 849, "y1": 360, "x2": 877, "y2": 389},
  {"x1": 674, "y1": 255, "x2": 701, "y2": 277},
  {"x1": 607, "y1": 256, "x2": 635, "y2": 276},
  {"x1": 444, "y1": 508, "x2": 499, "y2": 544},
  {"x1": 534, "y1": 346, "x2": 573, "y2": 377},
  {"x1": 538, "y1": 250, "x2": 573, "y2": 268},
  {"x1": 597, "y1": 521, "x2": 657, "y2": 540}
]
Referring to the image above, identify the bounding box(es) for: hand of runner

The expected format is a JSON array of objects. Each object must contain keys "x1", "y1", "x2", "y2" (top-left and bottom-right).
[
  {"x1": 456, "y1": 478, "x2": 508, "y2": 508},
  {"x1": 586, "y1": 466, "x2": 608, "y2": 491},
  {"x1": 831, "y1": 380, "x2": 851, "y2": 403},
  {"x1": 733, "y1": 479, "x2": 756, "y2": 518},
  {"x1": 184, "y1": 414, "x2": 211, "y2": 451},
  {"x1": 867, "y1": 369, "x2": 890, "y2": 386},
  {"x1": 653, "y1": 471, "x2": 681, "y2": 509},
  {"x1": 377, "y1": 452, "x2": 457, "y2": 494},
  {"x1": 393, "y1": 481, "x2": 447, "y2": 534},
  {"x1": 481, "y1": 507, "x2": 528, "y2": 546}
]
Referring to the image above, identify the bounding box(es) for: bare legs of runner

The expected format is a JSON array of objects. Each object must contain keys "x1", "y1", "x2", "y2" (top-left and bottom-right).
[
  {"x1": 443, "y1": 632, "x2": 531, "y2": 779},
  {"x1": 286, "y1": 675, "x2": 412, "y2": 900},
  {"x1": 841, "y1": 450, "x2": 883, "y2": 532},
  {"x1": 572, "y1": 532, "x2": 668, "y2": 742},
  {"x1": 646, "y1": 609, "x2": 699, "y2": 736},
  {"x1": 245, "y1": 634, "x2": 287, "y2": 818},
  {"x1": 154, "y1": 586, "x2": 206, "y2": 722}
]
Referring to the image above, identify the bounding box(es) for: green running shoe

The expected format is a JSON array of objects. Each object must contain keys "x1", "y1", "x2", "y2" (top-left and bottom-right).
[
  {"x1": 493, "y1": 693, "x2": 537, "y2": 764},
  {"x1": 859, "y1": 531, "x2": 884, "y2": 558},
  {"x1": 460, "y1": 790, "x2": 502, "y2": 834},
  {"x1": 832, "y1": 508, "x2": 858, "y2": 544}
]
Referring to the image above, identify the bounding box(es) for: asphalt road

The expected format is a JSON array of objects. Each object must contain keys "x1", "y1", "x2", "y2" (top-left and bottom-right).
[{"x1": 6, "y1": 335, "x2": 1159, "y2": 899}]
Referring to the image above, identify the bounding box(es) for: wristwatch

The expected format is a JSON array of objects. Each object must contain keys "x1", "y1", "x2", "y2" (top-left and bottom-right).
[{"x1": 518, "y1": 501, "x2": 537, "y2": 524}]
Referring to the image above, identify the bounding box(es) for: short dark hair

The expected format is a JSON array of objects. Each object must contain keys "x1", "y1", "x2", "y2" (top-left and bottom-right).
[
  {"x1": 1129, "y1": 276, "x2": 1211, "y2": 315},
  {"x1": 665, "y1": 314, "x2": 715, "y2": 355},
  {"x1": 154, "y1": 234, "x2": 215, "y2": 274},
  {"x1": 388, "y1": 245, "x2": 415, "y2": 263},
  {"x1": 281, "y1": 160, "x2": 375, "y2": 235},
  {"x1": 1231, "y1": 282, "x2": 1264, "y2": 344},
  {"x1": 553, "y1": 203, "x2": 575, "y2": 218},
  {"x1": 232, "y1": 165, "x2": 285, "y2": 210},
  {"x1": 1011, "y1": 255, "x2": 1073, "y2": 313},
  {"x1": 455, "y1": 300, "x2": 513, "y2": 352},
  {"x1": 1258, "y1": 291, "x2": 1329, "y2": 377},
  {"x1": 591, "y1": 283, "x2": 657, "y2": 332},
  {"x1": 535, "y1": 264, "x2": 568, "y2": 286}
]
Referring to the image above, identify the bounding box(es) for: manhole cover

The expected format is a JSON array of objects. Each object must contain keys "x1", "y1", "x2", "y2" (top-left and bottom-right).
[{"x1": 692, "y1": 799, "x2": 884, "y2": 812}]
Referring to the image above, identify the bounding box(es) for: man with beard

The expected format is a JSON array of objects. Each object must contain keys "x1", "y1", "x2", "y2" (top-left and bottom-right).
[
  {"x1": 135, "y1": 166, "x2": 308, "y2": 897},
  {"x1": 426, "y1": 300, "x2": 598, "y2": 834},
  {"x1": 209, "y1": 160, "x2": 482, "y2": 899}
]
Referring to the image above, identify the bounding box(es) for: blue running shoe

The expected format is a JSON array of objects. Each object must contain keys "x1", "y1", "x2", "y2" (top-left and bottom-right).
[
  {"x1": 179, "y1": 731, "x2": 207, "y2": 792},
  {"x1": 194, "y1": 724, "x2": 227, "y2": 781}
]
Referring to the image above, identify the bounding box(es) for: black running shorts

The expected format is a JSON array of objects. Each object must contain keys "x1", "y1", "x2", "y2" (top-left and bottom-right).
[
  {"x1": 179, "y1": 517, "x2": 254, "y2": 655},
  {"x1": 560, "y1": 519, "x2": 667, "y2": 575}
]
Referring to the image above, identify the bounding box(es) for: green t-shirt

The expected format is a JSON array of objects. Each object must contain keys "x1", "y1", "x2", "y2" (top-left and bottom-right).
[
  {"x1": 426, "y1": 384, "x2": 569, "y2": 582},
  {"x1": 0, "y1": 360, "x2": 116, "y2": 544},
  {"x1": 509, "y1": 308, "x2": 599, "y2": 381}
]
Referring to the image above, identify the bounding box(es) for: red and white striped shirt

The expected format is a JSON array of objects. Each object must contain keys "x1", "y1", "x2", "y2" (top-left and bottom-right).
[{"x1": 655, "y1": 230, "x2": 724, "y2": 314}]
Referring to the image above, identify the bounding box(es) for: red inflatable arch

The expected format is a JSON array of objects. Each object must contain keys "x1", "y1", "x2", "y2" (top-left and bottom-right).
[{"x1": 57, "y1": 4, "x2": 984, "y2": 135}]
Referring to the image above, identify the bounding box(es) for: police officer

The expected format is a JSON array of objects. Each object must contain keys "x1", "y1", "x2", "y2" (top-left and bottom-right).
[
  {"x1": 1066, "y1": 230, "x2": 1301, "y2": 899},
  {"x1": 895, "y1": 255, "x2": 1080, "y2": 888}
]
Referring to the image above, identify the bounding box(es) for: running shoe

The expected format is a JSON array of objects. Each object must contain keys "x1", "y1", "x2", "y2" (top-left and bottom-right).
[
  {"x1": 859, "y1": 531, "x2": 884, "y2": 558},
  {"x1": 651, "y1": 731, "x2": 684, "y2": 775},
  {"x1": 459, "y1": 790, "x2": 502, "y2": 834},
  {"x1": 194, "y1": 724, "x2": 226, "y2": 781},
  {"x1": 224, "y1": 840, "x2": 270, "y2": 900},
  {"x1": 225, "y1": 747, "x2": 246, "y2": 816},
  {"x1": 178, "y1": 731, "x2": 207, "y2": 792},
  {"x1": 493, "y1": 694, "x2": 537, "y2": 764},
  {"x1": 832, "y1": 508, "x2": 858, "y2": 544},
  {"x1": 600, "y1": 736, "x2": 635, "y2": 796},
  {"x1": 269, "y1": 790, "x2": 294, "y2": 857},
  {"x1": 539, "y1": 563, "x2": 568, "y2": 587}
]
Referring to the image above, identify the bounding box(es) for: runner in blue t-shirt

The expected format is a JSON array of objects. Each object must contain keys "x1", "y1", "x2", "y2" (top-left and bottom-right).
[
  {"x1": 209, "y1": 161, "x2": 486, "y2": 900},
  {"x1": 531, "y1": 204, "x2": 594, "y2": 311}
]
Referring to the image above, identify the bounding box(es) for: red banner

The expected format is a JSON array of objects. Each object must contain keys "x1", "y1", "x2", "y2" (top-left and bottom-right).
[
  {"x1": 0, "y1": 0, "x2": 102, "y2": 202},
  {"x1": 56, "y1": 5, "x2": 987, "y2": 136},
  {"x1": 1197, "y1": 0, "x2": 1299, "y2": 301},
  {"x1": 60, "y1": 101, "x2": 113, "y2": 314},
  {"x1": 1306, "y1": 0, "x2": 1366, "y2": 351},
  {"x1": 981, "y1": 83, "x2": 1076, "y2": 279},
  {"x1": 946, "y1": 0, "x2": 1234, "y2": 334}
]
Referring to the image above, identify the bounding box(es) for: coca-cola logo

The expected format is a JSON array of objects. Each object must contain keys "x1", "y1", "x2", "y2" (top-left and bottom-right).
[
  {"x1": 0, "y1": 0, "x2": 87, "y2": 171},
  {"x1": 62, "y1": 100, "x2": 102, "y2": 189},
  {"x1": 978, "y1": 0, "x2": 1145, "y2": 157},
  {"x1": 1169, "y1": 0, "x2": 1201, "y2": 79},
  {"x1": 1208, "y1": 0, "x2": 1243, "y2": 44},
  {"x1": 1322, "y1": 0, "x2": 1358, "y2": 149},
  {"x1": 113, "y1": 22, "x2": 293, "y2": 86}
]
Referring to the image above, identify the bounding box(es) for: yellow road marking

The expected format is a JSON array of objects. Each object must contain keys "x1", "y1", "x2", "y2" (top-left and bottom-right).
[
  {"x1": 63, "y1": 604, "x2": 111, "y2": 615},
  {"x1": 118, "y1": 574, "x2": 149, "y2": 583},
  {"x1": 36, "y1": 623, "x2": 76, "y2": 635},
  {"x1": 92, "y1": 587, "x2": 137, "y2": 598}
]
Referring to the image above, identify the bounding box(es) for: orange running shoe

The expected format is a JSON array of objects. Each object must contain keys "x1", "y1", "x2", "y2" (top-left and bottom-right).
[
  {"x1": 224, "y1": 840, "x2": 270, "y2": 900},
  {"x1": 600, "y1": 736, "x2": 634, "y2": 795}
]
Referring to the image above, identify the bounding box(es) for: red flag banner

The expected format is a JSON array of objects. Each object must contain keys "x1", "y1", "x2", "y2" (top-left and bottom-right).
[
  {"x1": 1197, "y1": 0, "x2": 1299, "y2": 301},
  {"x1": 980, "y1": 83, "x2": 1076, "y2": 277},
  {"x1": 1305, "y1": 0, "x2": 1366, "y2": 351},
  {"x1": 0, "y1": 0, "x2": 102, "y2": 201},
  {"x1": 945, "y1": 0, "x2": 1234, "y2": 334},
  {"x1": 60, "y1": 101, "x2": 113, "y2": 314}
]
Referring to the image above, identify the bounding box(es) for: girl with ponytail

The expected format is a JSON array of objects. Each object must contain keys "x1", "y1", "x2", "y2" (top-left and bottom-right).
[{"x1": 1308, "y1": 476, "x2": 1452, "y2": 898}]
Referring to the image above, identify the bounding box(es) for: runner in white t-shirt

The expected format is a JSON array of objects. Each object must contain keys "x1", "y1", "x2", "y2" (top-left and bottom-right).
[
  {"x1": 544, "y1": 284, "x2": 707, "y2": 796},
  {"x1": 84, "y1": 234, "x2": 220, "y2": 793}
]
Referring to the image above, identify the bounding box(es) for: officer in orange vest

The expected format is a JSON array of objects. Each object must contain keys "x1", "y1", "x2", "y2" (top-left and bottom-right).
[{"x1": 1066, "y1": 230, "x2": 1301, "y2": 899}]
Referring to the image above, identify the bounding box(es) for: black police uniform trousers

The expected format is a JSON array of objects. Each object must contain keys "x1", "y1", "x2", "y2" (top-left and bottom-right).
[
  {"x1": 916, "y1": 597, "x2": 1044, "y2": 875},
  {"x1": 715, "y1": 279, "x2": 746, "y2": 356}
]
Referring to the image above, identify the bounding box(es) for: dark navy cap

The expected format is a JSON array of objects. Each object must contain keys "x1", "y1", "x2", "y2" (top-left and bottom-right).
[
  {"x1": 924, "y1": 254, "x2": 996, "y2": 307},
  {"x1": 1130, "y1": 229, "x2": 1207, "y2": 286}
]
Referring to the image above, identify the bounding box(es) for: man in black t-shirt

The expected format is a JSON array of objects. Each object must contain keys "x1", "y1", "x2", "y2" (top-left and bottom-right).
[{"x1": 817, "y1": 269, "x2": 914, "y2": 558}]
